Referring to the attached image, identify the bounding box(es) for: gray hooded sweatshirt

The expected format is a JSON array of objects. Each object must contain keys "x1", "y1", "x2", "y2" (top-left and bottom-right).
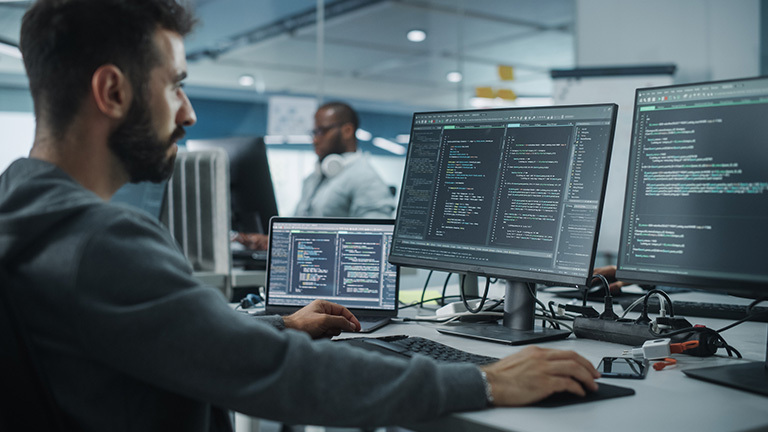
[{"x1": 0, "y1": 158, "x2": 487, "y2": 431}]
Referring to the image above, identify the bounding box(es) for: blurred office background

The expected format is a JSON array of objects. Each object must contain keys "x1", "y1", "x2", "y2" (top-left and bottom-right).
[{"x1": 0, "y1": 0, "x2": 763, "y2": 261}]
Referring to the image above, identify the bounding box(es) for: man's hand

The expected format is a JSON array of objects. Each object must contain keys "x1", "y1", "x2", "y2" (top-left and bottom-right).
[
  {"x1": 592, "y1": 265, "x2": 628, "y2": 293},
  {"x1": 233, "y1": 232, "x2": 269, "y2": 250},
  {"x1": 480, "y1": 346, "x2": 600, "y2": 406},
  {"x1": 283, "y1": 299, "x2": 361, "y2": 339}
]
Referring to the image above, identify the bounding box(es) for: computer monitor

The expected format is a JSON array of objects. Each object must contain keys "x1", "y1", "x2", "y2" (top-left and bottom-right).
[
  {"x1": 390, "y1": 104, "x2": 618, "y2": 344},
  {"x1": 111, "y1": 180, "x2": 168, "y2": 220},
  {"x1": 186, "y1": 136, "x2": 278, "y2": 234},
  {"x1": 616, "y1": 76, "x2": 768, "y2": 396}
]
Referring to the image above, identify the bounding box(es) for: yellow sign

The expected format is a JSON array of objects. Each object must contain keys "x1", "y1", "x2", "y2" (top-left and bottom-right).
[
  {"x1": 498, "y1": 65, "x2": 515, "y2": 81},
  {"x1": 496, "y1": 89, "x2": 517, "y2": 100},
  {"x1": 475, "y1": 87, "x2": 495, "y2": 98}
]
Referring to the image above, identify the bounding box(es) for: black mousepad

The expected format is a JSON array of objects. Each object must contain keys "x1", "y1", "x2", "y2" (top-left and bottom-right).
[{"x1": 532, "y1": 381, "x2": 635, "y2": 408}]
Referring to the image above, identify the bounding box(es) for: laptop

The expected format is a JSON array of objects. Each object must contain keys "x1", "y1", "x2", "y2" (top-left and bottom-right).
[{"x1": 264, "y1": 217, "x2": 399, "y2": 333}]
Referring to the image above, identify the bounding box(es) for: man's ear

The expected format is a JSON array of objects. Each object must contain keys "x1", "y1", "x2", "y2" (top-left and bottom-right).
[
  {"x1": 91, "y1": 64, "x2": 132, "y2": 120},
  {"x1": 340, "y1": 122, "x2": 356, "y2": 142}
]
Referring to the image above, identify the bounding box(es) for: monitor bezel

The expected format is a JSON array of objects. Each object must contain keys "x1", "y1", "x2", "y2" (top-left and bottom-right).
[
  {"x1": 615, "y1": 75, "x2": 768, "y2": 298},
  {"x1": 389, "y1": 103, "x2": 618, "y2": 287}
]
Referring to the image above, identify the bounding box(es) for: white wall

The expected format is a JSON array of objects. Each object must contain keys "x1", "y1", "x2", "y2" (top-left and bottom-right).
[
  {"x1": 570, "y1": 0, "x2": 760, "y2": 258},
  {"x1": 0, "y1": 111, "x2": 34, "y2": 172},
  {"x1": 576, "y1": 0, "x2": 759, "y2": 83}
]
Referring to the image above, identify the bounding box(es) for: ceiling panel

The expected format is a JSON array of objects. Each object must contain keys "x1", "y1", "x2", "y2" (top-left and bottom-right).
[{"x1": 0, "y1": 0, "x2": 576, "y2": 113}]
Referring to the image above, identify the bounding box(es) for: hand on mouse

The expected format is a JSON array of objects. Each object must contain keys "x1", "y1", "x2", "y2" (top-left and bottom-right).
[{"x1": 480, "y1": 346, "x2": 600, "y2": 406}]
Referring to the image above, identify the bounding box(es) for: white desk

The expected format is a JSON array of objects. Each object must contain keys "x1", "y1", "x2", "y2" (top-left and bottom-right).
[
  {"x1": 193, "y1": 269, "x2": 264, "y2": 303},
  {"x1": 380, "y1": 289, "x2": 768, "y2": 432},
  {"x1": 231, "y1": 269, "x2": 266, "y2": 288}
]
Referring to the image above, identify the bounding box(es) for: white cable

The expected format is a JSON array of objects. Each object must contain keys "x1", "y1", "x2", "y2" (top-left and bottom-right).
[{"x1": 620, "y1": 292, "x2": 671, "y2": 319}]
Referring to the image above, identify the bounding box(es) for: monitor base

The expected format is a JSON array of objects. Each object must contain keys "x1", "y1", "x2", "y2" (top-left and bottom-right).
[{"x1": 437, "y1": 323, "x2": 571, "y2": 346}]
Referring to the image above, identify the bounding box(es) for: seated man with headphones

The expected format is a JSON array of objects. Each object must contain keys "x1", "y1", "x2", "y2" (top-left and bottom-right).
[
  {"x1": 235, "y1": 102, "x2": 394, "y2": 250},
  {"x1": 295, "y1": 101, "x2": 395, "y2": 218}
]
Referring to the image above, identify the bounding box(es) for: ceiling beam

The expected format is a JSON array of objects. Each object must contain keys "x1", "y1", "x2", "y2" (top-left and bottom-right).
[
  {"x1": 0, "y1": 1, "x2": 32, "y2": 8},
  {"x1": 285, "y1": 33, "x2": 554, "y2": 77},
  {"x1": 391, "y1": 0, "x2": 570, "y2": 33},
  {"x1": 0, "y1": 35, "x2": 19, "y2": 47},
  {"x1": 186, "y1": 0, "x2": 387, "y2": 61},
  {"x1": 215, "y1": 55, "x2": 549, "y2": 89}
]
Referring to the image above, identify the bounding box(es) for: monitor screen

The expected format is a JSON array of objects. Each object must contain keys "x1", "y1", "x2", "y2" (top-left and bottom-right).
[
  {"x1": 616, "y1": 76, "x2": 768, "y2": 397},
  {"x1": 616, "y1": 77, "x2": 768, "y2": 296},
  {"x1": 186, "y1": 136, "x2": 278, "y2": 234},
  {"x1": 389, "y1": 104, "x2": 617, "y2": 345},
  {"x1": 390, "y1": 104, "x2": 617, "y2": 286},
  {"x1": 111, "y1": 180, "x2": 168, "y2": 220}
]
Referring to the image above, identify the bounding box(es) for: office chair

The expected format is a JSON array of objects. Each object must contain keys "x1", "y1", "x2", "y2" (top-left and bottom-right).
[
  {"x1": 0, "y1": 266, "x2": 66, "y2": 431},
  {"x1": 161, "y1": 148, "x2": 233, "y2": 300}
]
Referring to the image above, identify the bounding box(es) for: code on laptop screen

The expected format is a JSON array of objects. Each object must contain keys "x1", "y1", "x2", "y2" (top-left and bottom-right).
[{"x1": 266, "y1": 219, "x2": 398, "y2": 311}]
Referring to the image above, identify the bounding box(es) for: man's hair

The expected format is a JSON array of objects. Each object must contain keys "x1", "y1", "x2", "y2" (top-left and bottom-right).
[
  {"x1": 20, "y1": 0, "x2": 196, "y2": 138},
  {"x1": 319, "y1": 101, "x2": 359, "y2": 131}
]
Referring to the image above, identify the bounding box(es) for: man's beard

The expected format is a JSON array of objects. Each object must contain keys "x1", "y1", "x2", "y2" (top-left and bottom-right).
[
  {"x1": 108, "y1": 92, "x2": 185, "y2": 184},
  {"x1": 319, "y1": 132, "x2": 346, "y2": 161}
]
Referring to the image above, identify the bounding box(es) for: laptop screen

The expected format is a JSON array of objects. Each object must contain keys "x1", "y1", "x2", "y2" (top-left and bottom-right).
[{"x1": 265, "y1": 218, "x2": 399, "y2": 313}]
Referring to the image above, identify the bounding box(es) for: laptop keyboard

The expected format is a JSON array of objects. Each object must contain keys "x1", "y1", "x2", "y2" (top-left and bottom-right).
[{"x1": 340, "y1": 335, "x2": 498, "y2": 365}]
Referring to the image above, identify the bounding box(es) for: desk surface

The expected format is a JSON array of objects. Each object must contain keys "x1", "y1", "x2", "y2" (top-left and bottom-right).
[
  {"x1": 374, "y1": 289, "x2": 768, "y2": 432},
  {"x1": 230, "y1": 269, "x2": 265, "y2": 288}
]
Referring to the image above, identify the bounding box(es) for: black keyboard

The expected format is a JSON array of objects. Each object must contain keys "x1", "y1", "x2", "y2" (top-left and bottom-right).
[
  {"x1": 340, "y1": 335, "x2": 498, "y2": 365},
  {"x1": 618, "y1": 298, "x2": 768, "y2": 322}
]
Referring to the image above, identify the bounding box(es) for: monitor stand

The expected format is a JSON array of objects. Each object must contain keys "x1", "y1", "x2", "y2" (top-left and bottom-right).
[
  {"x1": 682, "y1": 327, "x2": 768, "y2": 397},
  {"x1": 437, "y1": 278, "x2": 571, "y2": 345}
]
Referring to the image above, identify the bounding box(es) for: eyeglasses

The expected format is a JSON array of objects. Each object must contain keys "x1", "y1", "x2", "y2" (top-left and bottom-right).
[{"x1": 311, "y1": 122, "x2": 345, "y2": 137}]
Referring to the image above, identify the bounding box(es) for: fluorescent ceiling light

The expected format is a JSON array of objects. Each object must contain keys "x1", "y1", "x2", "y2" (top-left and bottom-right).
[
  {"x1": 395, "y1": 134, "x2": 410, "y2": 144},
  {"x1": 373, "y1": 137, "x2": 407, "y2": 155},
  {"x1": 446, "y1": 71, "x2": 462, "y2": 83},
  {"x1": 286, "y1": 134, "x2": 313, "y2": 144},
  {"x1": 264, "y1": 135, "x2": 285, "y2": 145},
  {"x1": 0, "y1": 41, "x2": 22, "y2": 59},
  {"x1": 356, "y1": 128, "x2": 372, "y2": 141},
  {"x1": 238, "y1": 74, "x2": 255, "y2": 87},
  {"x1": 406, "y1": 29, "x2": 427, "y2": 42},
  {"x1": 264, "y1": 135, "x2": 313, "y2": 145}
]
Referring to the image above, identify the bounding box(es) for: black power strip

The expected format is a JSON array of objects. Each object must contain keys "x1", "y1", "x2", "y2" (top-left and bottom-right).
[{"x1": 572, "y1": 317, "x2": 718, "y2": 356}]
